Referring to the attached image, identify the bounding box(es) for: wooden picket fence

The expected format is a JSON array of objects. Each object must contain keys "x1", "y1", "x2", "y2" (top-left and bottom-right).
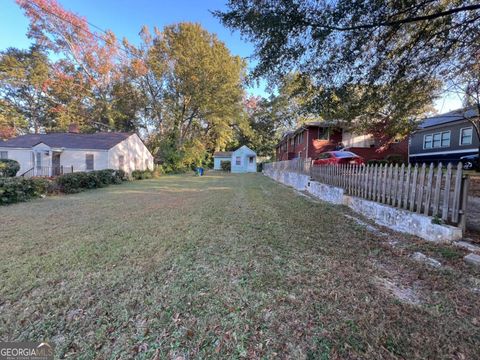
[{"x1": 265, "y1": 159, "x2": 470, "y2": 229}]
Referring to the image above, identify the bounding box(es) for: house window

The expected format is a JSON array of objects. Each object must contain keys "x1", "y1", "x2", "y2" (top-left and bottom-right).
[
  {"x1": 134, "y1": 157, "x2": 139, "y2": 170},
  {"x1": 441, "y1": 131, "x2": 450, "y2": 147},
  {"x1": 460, "y1": 127, "x2": 473, "y2": 145},
  {"x1": 85, "y1": 154, "x2": 94, "y2": 171},
  {"x1": 145, "y1": 159, "x2": 149, "y2": 170},
  {"x1": 316, "y1": 128, "x2": 329, "y2": 140},
  {"x1": 235, "y1": 156, "x2": 241, "y2": 165},
  {"x1": 119, "y1": 155, "x2": 125, "y2": 170},
  {"x1": 0, "y1": 151, "x2": 7, "y2": 159},
  {"x1": 249, "y1": 156, "x2": 254, "y2": 164},
  {"x1": 424, "y1": 131, "x2": 450, "y2": 149}
]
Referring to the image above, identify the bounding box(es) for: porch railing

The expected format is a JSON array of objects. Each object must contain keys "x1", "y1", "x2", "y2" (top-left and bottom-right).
[{"x1": 21, "y1": 165, "x2": 75, "y2": 178}]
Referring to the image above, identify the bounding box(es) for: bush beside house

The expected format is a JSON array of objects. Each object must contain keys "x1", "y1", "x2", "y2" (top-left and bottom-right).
[
  {"x1": 0, "y1": 169, "x2": 129, "y2": 205},
  {"x1": 0, "y1": 159, "x2": 20, "y2": 177},
  {"x1": 0, "y1": 177, "x2": 51, "y2": 205},
  {"x1": 131, "y1": 169, "x2": 154, "y2": 180},
  {"x1": 220, "y1": 161, "x2": 231, "y2": 171}
]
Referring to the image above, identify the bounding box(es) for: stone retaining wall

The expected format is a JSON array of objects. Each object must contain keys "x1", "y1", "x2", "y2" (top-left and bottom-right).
[{"x1": 264, "y1": 169, "x2": 463, "y2": 243}]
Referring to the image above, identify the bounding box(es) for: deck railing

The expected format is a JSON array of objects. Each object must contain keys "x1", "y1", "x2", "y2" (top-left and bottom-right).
[
  {"x1": 264, "y1": 159, "x2": 470, "y2": 229},
  {"x1": 21, "y1": 165, "x2": 75, "y2": 178}
]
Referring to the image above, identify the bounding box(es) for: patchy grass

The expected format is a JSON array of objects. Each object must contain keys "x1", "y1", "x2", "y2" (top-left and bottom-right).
[{"x1": 0, "y1": 173, "x2": 479, "y2": 359}]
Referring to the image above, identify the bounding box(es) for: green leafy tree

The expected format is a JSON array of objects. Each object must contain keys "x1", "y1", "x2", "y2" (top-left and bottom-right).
[
  {"x1": 0, "y1": 46, "x2": 51, "y2": 133},
  {"x1": 0, "y1": 99, "x2": 28, "y2": 139},
  {"x1": 142, "y1": 23, "x2": 246, "y2": 170},
  {"x1": 215, "y1": 1, "x2": 480, "y2": 138}
]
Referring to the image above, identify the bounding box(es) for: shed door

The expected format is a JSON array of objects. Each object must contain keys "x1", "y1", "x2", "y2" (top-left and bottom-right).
[{"x1": 247, "y1": 156, "x2": 256, "y2": 171}]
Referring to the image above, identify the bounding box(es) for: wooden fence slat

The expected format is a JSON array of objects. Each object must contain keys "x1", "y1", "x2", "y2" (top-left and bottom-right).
[
  {"x1": 360, "y1": 165, "x2": 364, "y2": 198},
  {"x1": 459, "y1": 175, "x2": 470, "y2": 231},
  {"x1": 397, "y1": 164, "x2": 405, "y2": 207},
  {"x1": 368, "y1": 164, "x2": 373, "y2": 199},
  {"x1": 363, "y1": 165, "x2": 368, "y2": 199},
  {"x1": 360, "y1": 165, "x2": 364, "y2": 197},
  {"x1": 372, "y1": 164, "x2": 381, "y2": 201},
  {"x1": 376, "y1": 164, "x2": 382, "y2": 202},
  {"x1": 403, "y1": 164, "x2": 411, "y2": 209},
  {"x1": 388, "y1": 164, "x2": 394, "y2": 204},
  {"x1": 380, "y1": 164, "x2": 388, "y2": 204},
  {"x1": 442, "y1": 163, "x2": 453, "y2": 221},
  {"x1": 391, "y1": 164, "x2": 398, "y2": 206},
  {"x1": 423, "y1": 163, "x2": 435, "y2": 216},
  {"x1": 353, "y1": 164, "x2": 357, "y2": 195},
  {"x1": 416, "y1": 163, "x2": 426, "y2": 214},
  {"x1": 451, "y1": 162, "x2": 463, "y2": 223},
  {"x1": 369, "y1": 165, "x2": 373, "y2": 199},
  {"x1": 409, "y1": 164, "x2": 419, "y2": 212},
  {"x1": 353, "y1": 165, "x2": 358, "y2": 196},
  {"x1": 432, "y1": 163, "x2": 443, "y2": 217},
  {"x1": 346, "y1": 164, "x2": 350, "y2": 194},
  {"x1": 385, "y1": 164, "x2": 390, "y2": 204}
]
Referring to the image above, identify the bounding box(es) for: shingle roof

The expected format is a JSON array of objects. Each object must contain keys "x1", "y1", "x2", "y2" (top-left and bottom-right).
[
  {"x1": 419, "y1": 107, "x2": 478, "y2": 129},
  {"x1": 213, "y1": 151, "x2": 232, "y2": 157},
  {"x1": 0, "y1": 132, "x2": 133, "y2": 150}
]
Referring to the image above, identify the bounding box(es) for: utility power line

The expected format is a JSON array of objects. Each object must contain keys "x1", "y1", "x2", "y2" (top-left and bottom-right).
[{"x1": 27, "y1": 0, "x2": 143, "y2": 61}]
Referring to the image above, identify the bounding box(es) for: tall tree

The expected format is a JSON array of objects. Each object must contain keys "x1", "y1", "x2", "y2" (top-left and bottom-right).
[
  {"x1": 143, "y1": 23, "x2": 246, "y2": 169},
  {"x1": 16, "y1": 0, "x2": 129, "y2": 130},
  {"x1": 0, "y1": 99, "x2": 28, "y2": 139},
  {"x1": 215, "y1": 1, "x2": 480, "y2": 138},
  {"x1": 0, "y1": 46, "x2": 51, "y2": 133}
]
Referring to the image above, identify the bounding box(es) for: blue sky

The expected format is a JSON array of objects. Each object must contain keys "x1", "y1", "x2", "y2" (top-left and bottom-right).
[{"x1": 0, "y1": 0, "x2": 462, "y2": 111}]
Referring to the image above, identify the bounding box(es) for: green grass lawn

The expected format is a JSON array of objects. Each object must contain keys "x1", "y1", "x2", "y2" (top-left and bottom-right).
[{"x1": 1, "y1": 173, "x2": 479, "y2": 359}]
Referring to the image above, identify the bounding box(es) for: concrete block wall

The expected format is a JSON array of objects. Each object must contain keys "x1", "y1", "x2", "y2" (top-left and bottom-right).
[{"x1": 263, "y1": 169, "x2": 463, "y2": 243}]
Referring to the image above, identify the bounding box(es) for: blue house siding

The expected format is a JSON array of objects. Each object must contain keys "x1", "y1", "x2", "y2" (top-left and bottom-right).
[
  {"x1": 213, "y1": 146, "x2": 257, "y2": 173},
  {"x1": 231, "y1": 146, "x2": 257, "y2": 173}
]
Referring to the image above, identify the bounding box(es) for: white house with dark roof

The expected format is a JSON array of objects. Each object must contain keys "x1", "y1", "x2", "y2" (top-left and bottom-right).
[{"x1": 0, "y1": 125, "x2": 154, "y2": 176}]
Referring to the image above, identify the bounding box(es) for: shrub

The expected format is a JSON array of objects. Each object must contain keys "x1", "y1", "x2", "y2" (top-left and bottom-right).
[
  {"x1": 56, "y1": 169, "x2": 127, "y2": 193},
  {"x1": 131, "y1": 169, "x2": 153, "y2": 180},
  {"x1": 0, "y1": 177, "x2": 50, "y2": 205},
  {"x1": 0, "y1": 159, "x2": 20, "y2": 177},
  {"x1": 0, "y1": 169, "x2": 132, "y2": 206},
  {"x1": 220, "y1": 161, "x2": 231, "y2": 171}
]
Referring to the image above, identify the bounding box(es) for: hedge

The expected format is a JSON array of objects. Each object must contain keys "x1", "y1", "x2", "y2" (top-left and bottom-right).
[
  {"x1": 0, "y1": 169, "x2": 128, "y2": 204},
  {"x1": 0, "y1": 159, "x2": 20, "y2": 177},
  {"x1": 0, "y1": 177, "x2": 51, "y2": 205},
  {"x1": 131, "y1": 169, "x2": 154, "y2": 180},
  {"x1": 56, "y1": 169, "x2": 127, "y2": 193}
]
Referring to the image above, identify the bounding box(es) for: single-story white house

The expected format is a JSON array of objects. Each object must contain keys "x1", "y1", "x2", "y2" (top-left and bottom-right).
[
  {"x1": 213, "y1": 145, "x2": 257, "y2": 173},
  {"x1": 0, "y1": 127, "x2": 154, "y2": 177}
]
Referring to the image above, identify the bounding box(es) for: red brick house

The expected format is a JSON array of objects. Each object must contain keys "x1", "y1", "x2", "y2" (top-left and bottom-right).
[{"x1": 275, "y1": 122, "x2": 408, "y2": 162}]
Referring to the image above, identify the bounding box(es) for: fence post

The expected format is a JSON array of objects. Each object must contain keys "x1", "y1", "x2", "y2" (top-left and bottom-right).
[
  {"x1": 416, "y1": 163, "x2": 426, "y2": 214},
  {"x1": 452, "y1": 162, "x2": 463, "y2": 224},
  {"x1": 441, "y1": 163, "x2": 453, "y2": 221},
  {"x1": 423, "y1": 163, "x2": 434, "y2": 216},
  {"x1": 459, "y1": 175, "x2": 470, "y2": 232}
]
